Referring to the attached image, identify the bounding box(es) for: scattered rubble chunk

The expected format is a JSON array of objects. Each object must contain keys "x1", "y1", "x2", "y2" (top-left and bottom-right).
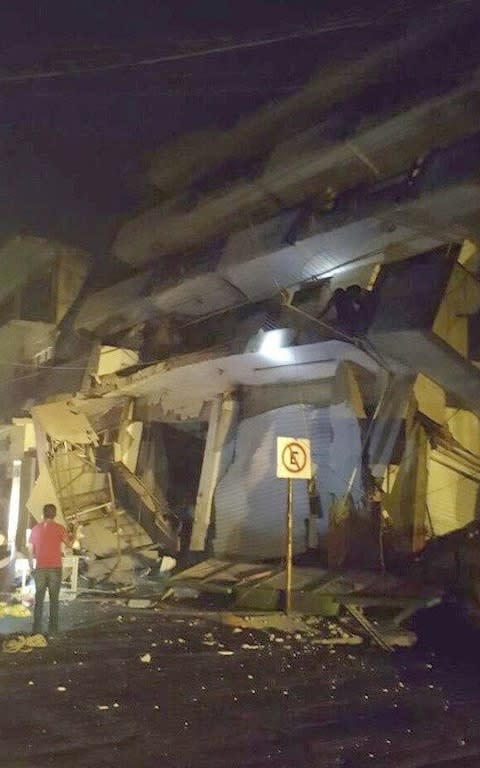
[
  {"x1": 311, "y1": 634, "x2": 363, "y2": 646},
  {"x1": 127, "y1": 599, "x2": 152, "y2": 609}
]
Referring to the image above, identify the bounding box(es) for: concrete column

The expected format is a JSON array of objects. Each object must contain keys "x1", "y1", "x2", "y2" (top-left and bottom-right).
[
  {"x1": 368, "y1": 372, "x2": 415, "y2": 477},
  {"x1": 387, "y1": 422, "x2": 428, "y2": 552},
  {"x1": 190, "y1": 392, "x2": 238, "y2": 552},
  {"x1": 114, "y1": 399, "x2": 143, "y2": 473},
  {"x1": 412, "y1": 426, "x2": 429, "y2": 552}
]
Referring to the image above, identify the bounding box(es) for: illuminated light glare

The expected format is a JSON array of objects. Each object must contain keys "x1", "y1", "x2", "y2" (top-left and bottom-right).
[
  {"x1": 309, "y1": 252, "x2": 382, "y2": 282},
  {"x1": 8, "y1": 460, "x2": 22, "y2": 544},
  {"x1": 258, "y1": 329, "x2": 293, "y2": 364}
]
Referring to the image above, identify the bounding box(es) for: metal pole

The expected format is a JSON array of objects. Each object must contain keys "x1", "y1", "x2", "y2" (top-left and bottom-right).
[{"x1": 285, "y1": 477, "x2": 293, "y2": 614}]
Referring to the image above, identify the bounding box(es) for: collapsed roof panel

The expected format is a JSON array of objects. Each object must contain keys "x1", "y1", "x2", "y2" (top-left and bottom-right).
[
  {"x1": 11, "y1": 347, "x2": 96, "y2": 420},
  {"x1": 75, "y1": 271, "x2": 152, "y2": 335},
  {"x1": 77, "y1": 129, "x2": 480, "y2": 342},
  {"x1": 371, "y1": 330, "x2": 480, "y2": 420},
  {"x1": 101, "y1": 341, "x2": 379, "y2": 419},
  {"x1": 149, "y1": 272, "x2": 245, "y2": 318},
  {"x1": 31, "y1": 401, "x2": 98, "y2": 445},
  {"x1": 113, "y1": 75, "x2": 480, "y2": 267}
]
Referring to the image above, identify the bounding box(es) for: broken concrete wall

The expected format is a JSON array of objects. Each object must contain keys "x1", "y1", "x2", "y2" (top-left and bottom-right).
[
  {"x1": 447, "y1": 409, "x2": 480, "y2": 455},
  {"x1": 96, "y1": 346, "x2": 139, "y2": 377},
  {"x1": 0, "y1": 323, "x2": 52, "y2": 418},
  {"x1": 414, "y1": 375, "x2": 446, "y2": 424},
  {"x1": 427, "y1": 459, "x2": 479, "y2": 536},
  {"x1": 433, "y1": 262, "x2": 480, "y2": 359},
  {"x1": 387, "y1": 405, "x2": 480, "y2": 545},
  {"x1": 412, "y1": 383, "x2": 480, "y2": 539},
  {"x1": 213, "y1": 402, "x2": 363, "y2": 560}
]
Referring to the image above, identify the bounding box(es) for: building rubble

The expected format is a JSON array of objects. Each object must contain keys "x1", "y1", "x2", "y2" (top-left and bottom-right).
[{"x1": 1, "y1": 14, "x2": 480, "y2": 641}]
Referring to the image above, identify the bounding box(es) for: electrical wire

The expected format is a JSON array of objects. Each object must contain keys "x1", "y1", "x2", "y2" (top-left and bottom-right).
[
  {"x1": 0, "y1": 338, "x2": 238, "y2": 392},
  {"x1": 147, "y1": 221, "x2": 467, "y2": 333},
  {"x1": 0, "y1": 17, "x2": 377, "y2": 84},
  {"x1": 0, "y1": 0, "x2": 472, "y2": 85}
]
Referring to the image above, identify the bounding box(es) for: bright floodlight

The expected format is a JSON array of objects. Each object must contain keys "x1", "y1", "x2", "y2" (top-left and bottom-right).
[{"x1": 258, "y1": 329, "x2": 293, "y2": 363}]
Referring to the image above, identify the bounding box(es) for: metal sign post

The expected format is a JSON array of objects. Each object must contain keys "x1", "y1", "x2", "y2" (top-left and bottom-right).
[
  {"x1": 285, "y1": 477, "x2": 293, "y2": 614},
  {"x1": 276, "y1": 437, "x2": 312, "y2": 614}
]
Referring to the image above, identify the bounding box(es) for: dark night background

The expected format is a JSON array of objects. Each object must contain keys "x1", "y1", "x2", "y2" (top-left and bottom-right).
[{"x1": 0, "y1": 1, "x2": 478, "y2": 257}]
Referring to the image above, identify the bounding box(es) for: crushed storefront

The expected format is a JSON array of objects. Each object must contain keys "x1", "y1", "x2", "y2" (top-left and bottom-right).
[{"x1": 0, "y1": 18, "x2": 480, "y2": 638}]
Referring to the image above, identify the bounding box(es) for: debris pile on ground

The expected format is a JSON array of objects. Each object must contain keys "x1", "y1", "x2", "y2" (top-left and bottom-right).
[
  {"x1": 219, "y1": 612, "x2": 363, "y2": 646},
  {"x1": 2, "y1": 600, "x2": 480, "y2": 767},
  {"x1": 2, "y1": 633, "x2": 47, "y2": 654},
  {"x1": 0, "y1": 602, "x2": 31, "y2": 619}
]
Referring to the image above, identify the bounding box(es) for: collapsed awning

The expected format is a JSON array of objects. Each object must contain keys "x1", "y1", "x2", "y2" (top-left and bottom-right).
[
  {"x1": 31, "y1": 401, "x2": 98, "y2": 445},
  {"x1": 101, "y1": 340, "x2": 379, "y2": 420}
]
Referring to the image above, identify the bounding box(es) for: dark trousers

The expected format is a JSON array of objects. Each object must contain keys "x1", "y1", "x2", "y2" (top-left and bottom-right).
[{"x1": 33, "y1": 568, "x2": 62, "y2": 634}]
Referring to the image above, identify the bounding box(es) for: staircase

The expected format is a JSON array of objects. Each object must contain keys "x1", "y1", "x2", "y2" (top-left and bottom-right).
[
  {"x1": 49, "y1": 445, "x2": 115, "y2": 526},
  {"x1": 47, "y1": 443, "x2": 179, "y2": 555},
  {"x1": 110, "y1": 462, "x2": 179, "y2": 554}
]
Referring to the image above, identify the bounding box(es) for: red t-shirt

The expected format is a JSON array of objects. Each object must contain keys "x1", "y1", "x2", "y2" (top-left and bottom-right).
[{"x1": 29, "y1": 521, "x2": 69, "y2": 568}]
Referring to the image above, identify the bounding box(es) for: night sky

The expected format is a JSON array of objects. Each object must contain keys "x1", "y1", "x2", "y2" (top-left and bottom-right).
[{"x1": 0, "y1": 1, "x2": 477, "y2": 256}]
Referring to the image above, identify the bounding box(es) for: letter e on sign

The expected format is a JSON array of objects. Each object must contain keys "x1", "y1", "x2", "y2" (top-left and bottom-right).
[{"x1": 277, "y1": 437, "x2": 312, "y2": 480}]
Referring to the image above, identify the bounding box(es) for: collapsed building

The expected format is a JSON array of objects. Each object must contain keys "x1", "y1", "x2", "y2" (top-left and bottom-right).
[{"x1": 1, "y1": 14, "x2": 480, "y2": 596}]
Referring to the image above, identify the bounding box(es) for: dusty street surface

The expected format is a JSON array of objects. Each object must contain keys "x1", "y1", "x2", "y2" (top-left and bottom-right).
[{"x1": 1, "y1": 603, "x2": 480, "y2": 768}]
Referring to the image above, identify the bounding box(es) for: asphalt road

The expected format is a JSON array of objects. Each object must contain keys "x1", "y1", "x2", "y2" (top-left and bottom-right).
[{"x1": 1, "y1": 603, "x2": 480, "y2": 767}]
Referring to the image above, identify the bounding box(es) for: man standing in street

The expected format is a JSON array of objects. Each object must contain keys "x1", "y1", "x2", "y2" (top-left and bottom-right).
[{"x1": 28, "y1": 504, "x2": 72, "y2": 636}]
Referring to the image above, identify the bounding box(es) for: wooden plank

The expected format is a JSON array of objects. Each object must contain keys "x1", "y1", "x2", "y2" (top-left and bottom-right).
[{"x1": 344, "y1": 604, "x2": 394, "y2": 652}]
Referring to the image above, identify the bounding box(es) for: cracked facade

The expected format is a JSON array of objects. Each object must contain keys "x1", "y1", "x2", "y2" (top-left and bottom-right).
[{"x1": 1, "y1": 29, "x2": 480, "y2": 588}]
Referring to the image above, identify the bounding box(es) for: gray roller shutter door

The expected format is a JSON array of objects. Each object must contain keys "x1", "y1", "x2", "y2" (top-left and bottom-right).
[{"x1": 213, "y1": 402, "x2": 362, "y2": 560}]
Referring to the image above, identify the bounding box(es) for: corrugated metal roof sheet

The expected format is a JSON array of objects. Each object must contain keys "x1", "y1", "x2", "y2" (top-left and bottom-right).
[{"x1": 214, "y1": 402, "x2": 362, "y2": 560}]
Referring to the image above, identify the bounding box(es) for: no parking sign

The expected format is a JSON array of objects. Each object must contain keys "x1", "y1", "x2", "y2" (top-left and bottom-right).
[
  {"x1": 276, "y1": 437, "x2": 312, "y2": 480},
  {"x1": 276, "y1": 436, "x2": 313, "y2": 614}
]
